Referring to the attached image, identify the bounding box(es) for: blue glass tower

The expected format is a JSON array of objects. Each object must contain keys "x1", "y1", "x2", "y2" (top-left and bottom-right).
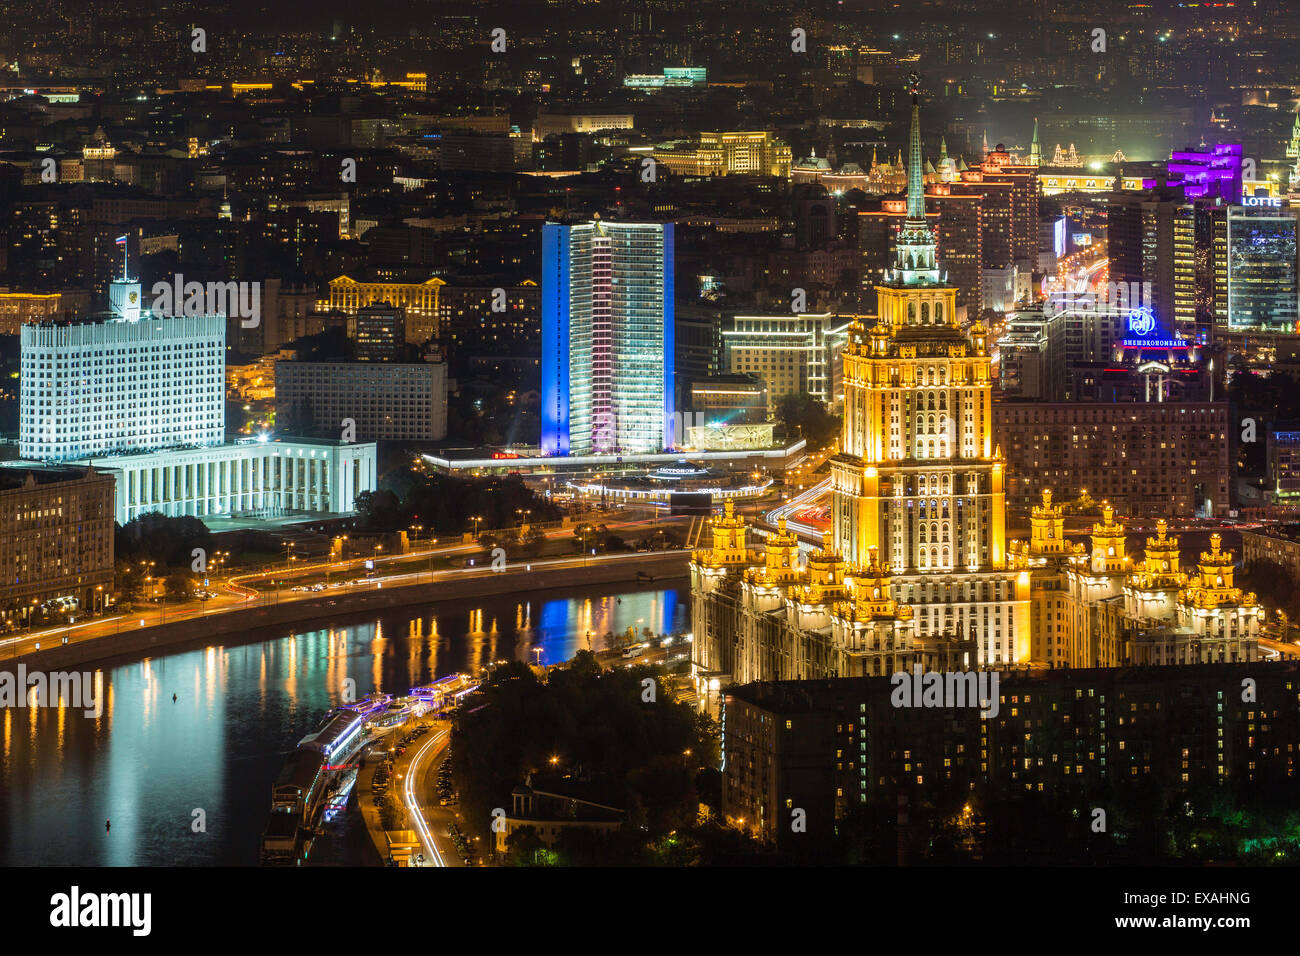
[{"x1": 540, "y1": 219, "x2": 674, "y2": 456}]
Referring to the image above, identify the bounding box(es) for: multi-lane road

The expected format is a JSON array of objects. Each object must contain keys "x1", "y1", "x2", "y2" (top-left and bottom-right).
[
  {"x1": 403, "y1": 724, "x2": 453, "y2": 867},
  {"x1": 0, "y1": 516, "x2": 689, "y2": 661}
]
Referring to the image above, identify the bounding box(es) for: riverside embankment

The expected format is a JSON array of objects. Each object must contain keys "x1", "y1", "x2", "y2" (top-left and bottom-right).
[{"x1": 1, "y1": 550, "x2": 690, "y2": 675}]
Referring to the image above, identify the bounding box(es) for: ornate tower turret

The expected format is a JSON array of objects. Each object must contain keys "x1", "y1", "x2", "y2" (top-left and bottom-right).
[
  {"x1": 1125, "y1": 518, "x2": 1187, "y2": 622},
  {"x1": 693, "y1": 498, "x2": 752, "y2": 570},
  {"x1": 792, "y1": 532, "x2": 848, "y2": 605},
  {"x1": 1184, "y1": 533, "x2": 1243, "y2": 603},
  {"x1": 829, "y1": 547, "x2": 925, "y2": 677},
  {"x1": 1030, "y1": 489, "x2": 1066, "y2": 556},
  {"x1": 1088, "y1": 502, "x2": 1127, "y2": 574},
  {"x1": 1171, "y1": 533, "x2": 1263, "y2": 663},
  {"x1": 747, "y1": 516, "x2": 802, "y2": 588}
]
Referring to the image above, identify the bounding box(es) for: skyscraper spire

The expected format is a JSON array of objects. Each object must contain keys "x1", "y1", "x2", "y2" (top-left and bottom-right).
[
  {"x1": 1029, "y1": 118, "x2": 1041, "y2": 167},
  {"x1": 906, "y1": 72, "x2": 925, "y2": 220},
  {"x1": 888, "y1": 73, "x2": 940, "y2": 287}
]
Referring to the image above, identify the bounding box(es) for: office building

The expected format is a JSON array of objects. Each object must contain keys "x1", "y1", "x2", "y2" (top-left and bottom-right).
[
  {"x1": 438, "y1": 281, "x2": 540, "y2": 361},
  {"x1": 15, "y1": 278, "x2": 378, "y2": 522},
  {"x1": 946, "y1": 144, "x2": 1039, "y2": 308},
  {"x1": 0, "y1": 290, "x2": 89, "y2": 333},
  {"x1": 995, "y1": 308, "x2": 1066, "y2": 400},
  {"x1": 723, "y1": 312, "x2": 850, "y2": 411},
  {"x1": 20, "y1": 281, "x2": 224, "y2": 461},
  {"x1": 352, "y1": 303, "x2": 405, "y2": 361},
  {"x1": 1225, "y1": 204, "x2": 1299, "y2": 332},
  {"x1": 1266, "y1": 428, "x2": 1300, "y2": 502},
  {"x1": 1241, "y1": 527, "x2": 1300, "y2": 580},
  {"x1": 652, "y1": 131, "x2": 792, "y2": 178},
  {"x1": 832, "y1": 88, "x2": 1030, "y2": 662},
  {"x1": 693, "y1": 86, "x2": 1033, "y2": 694},
  {"x1": 930, "y1": 185, "x2": 983, "y2": 319},
  {"x1": 673, "y1": 304, "x2": 723, "y2": 400},
  {"x1": 540, "y1": 219, "x2": 674, "y2": 456},
  {"x1": 83, "y1": 438, "x2": 377, "y2": 525},
  {"x1": 1167, "y1": 143, "x2": 1244, "y2": 202},
  {"x1": 974, "y1": 144, "x2": 1039, "y2": 268},
  {"x1": 275, "y1": 360, "x2": 448, "y2": 442},
  {"x1": 0, "y1": 465, "x2": 115, "y2": 623},
  {"x1": 327, "y1": 276, "x2": 444, "y2": 343},
  {"x1": 1107, "y1": 189, "x2": 1184, "y2": 326},
  {"x1": 533, "y1": 113, "x2": 634, "y2": 139}
]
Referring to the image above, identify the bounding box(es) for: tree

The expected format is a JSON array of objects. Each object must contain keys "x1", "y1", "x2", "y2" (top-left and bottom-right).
[
  {"x1": 626, "y1": 755, "x2": 697, "y2": 835},
  {"x1": 116, "y1": 513, "x2": 212, "y2": 568},
  {"x1": 354, "y1": 489, "x2": 402, "y2": 531},
  {"x1": 776, "y1": 394, "x2": 840, "y2": 451},
  {"x1": 164, "y1": 573, "x2": 198, "y2": 600},
  {"x1": 503, "y1": 825, "x2": 550, "y2": 866},
  {"x1": 447, "y1": 652, "x2": 717, "y2": 863},
  {"x1": 1240, "y1": 559, "x2": 1300, "y2": 620}
]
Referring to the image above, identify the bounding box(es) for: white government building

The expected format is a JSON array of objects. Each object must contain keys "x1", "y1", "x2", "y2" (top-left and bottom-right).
[{"x1": 14, "y1": 278, "x2": 377, "y2": 524}]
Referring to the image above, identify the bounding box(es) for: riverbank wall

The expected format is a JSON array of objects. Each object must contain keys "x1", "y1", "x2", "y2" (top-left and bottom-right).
[{"x1": 2, "y1": 551, "x2": 691, "y2": 675}]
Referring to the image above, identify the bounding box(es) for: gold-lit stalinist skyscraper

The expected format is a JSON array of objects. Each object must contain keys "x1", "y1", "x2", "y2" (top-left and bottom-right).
[
  {"x1": 688, "y1": 79, "x2": 1258, "y2": 712},
  {"x1": 689, "y1": 78, "x2": 1030, "y2": 709},
  {"x1": 831, "y1": 74, "x2": 1031, "y2": 665}
]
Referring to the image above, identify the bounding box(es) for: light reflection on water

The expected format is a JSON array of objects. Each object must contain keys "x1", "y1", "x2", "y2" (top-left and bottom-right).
[{"x1": 0, "y1": 585, "x2": 687, "y2": 866}]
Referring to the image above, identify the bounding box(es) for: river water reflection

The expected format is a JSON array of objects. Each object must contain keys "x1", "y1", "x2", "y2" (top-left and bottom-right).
[{"x1": 0, "y1": 584, "x2": 688, "y2": 866}]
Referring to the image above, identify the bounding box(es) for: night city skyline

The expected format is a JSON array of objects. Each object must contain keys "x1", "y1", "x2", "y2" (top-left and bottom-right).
[{"x1": 1, "y1": 0, "x2": 1298, "y2": 939}]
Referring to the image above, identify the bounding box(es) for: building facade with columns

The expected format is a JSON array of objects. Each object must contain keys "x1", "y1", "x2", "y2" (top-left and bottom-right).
[
  {"x1": 75, "y1": 438, "x2": 377, "y2": 525},
  {"x1": 13, "y1": 278, "x2": 377, "y2": 524}
]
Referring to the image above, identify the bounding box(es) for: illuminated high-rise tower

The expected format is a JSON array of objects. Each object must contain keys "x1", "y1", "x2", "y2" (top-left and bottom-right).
[
  {"x1": 831, "y1": 75, "x2": 1031, "y2": 665},
  {"x1": 540, "y1": 218, "x2": 674, "y2": 456}
]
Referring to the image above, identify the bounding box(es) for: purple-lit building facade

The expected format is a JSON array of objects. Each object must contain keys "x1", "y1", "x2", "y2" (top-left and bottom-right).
[{"x1": 1167, "y1": 143, "x2": 1244, "y2": 202}]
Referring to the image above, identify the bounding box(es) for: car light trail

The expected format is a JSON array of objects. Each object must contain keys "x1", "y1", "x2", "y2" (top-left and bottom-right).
[{"x1": 404, "y1": 726, "x2": 449, "y2": 867}]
